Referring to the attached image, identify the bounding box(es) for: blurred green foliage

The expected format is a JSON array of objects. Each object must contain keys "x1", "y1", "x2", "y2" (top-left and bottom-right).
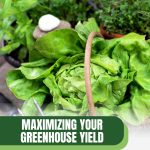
[
  {"x1": 29, "y1": 0, "x2": 93, "y2": 26},
  {"x1": 0, "y1": 0, "x2": 93, "y2": 59}
]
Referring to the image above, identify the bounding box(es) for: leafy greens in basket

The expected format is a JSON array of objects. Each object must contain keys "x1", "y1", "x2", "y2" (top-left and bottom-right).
[{"x1": 7, "y1": 18, "x2": 150, "y2": 125}]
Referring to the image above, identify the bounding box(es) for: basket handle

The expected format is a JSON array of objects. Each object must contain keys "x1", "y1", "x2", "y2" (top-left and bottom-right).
[{"x1": 84, "y1": 32, "x2": 103, "y2": 116}]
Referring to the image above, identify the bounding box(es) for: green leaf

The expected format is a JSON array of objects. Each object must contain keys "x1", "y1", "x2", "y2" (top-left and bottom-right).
[
  {"x1": 131, "y1": 87, "x2": 150, "y2": 123},
  {"x1": 21, "y1": 92, "x2": 46, "y2": 116},
  {"x1": 0, "y1": 42, "x2": 20, "y2": 55},
  {"x1": 44, "y1": 103, "x2": 78, "y2": 116},
  {"x1": 14, "y1": 0, "x2": 38, "y2": 12},
  {"x1": 6, "y1": 70, "x2": 48, "y2": 100},
  {"x1": 75, "y1": 18, "x2": 99, "y2": 43},
  {"x1": 91, "y1": 54, "x2": 120, "y2": 74},
  {"x1": 116, "y1": 102, "x2": 139, "y2": 125},
  {"x1": 44, "y1": 74, "x2": 78, "y2": 112},
  {"x1": 35, "y1": 29, "x2": 83, "y2": 62},
  {"x1": 22, "y1": 58, "x2": 51, "y2": 67},
  {"x1": 130, "y1": 53, "x2": 150, "y2": 91}
]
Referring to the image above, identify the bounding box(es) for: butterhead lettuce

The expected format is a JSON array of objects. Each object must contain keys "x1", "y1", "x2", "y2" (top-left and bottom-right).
[{"x1": 6, "y1": 19, "x2": 150, "y2": 125}]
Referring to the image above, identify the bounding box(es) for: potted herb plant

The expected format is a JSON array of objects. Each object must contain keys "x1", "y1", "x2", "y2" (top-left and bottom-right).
[{"x1": 93, "y1": 0, "x2": 150, "y2": 39}]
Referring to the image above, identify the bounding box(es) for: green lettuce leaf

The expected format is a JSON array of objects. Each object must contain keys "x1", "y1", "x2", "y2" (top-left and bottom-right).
[
  {"x1": 6, "y1": 70, "x2": 48, "y2": 100},
  {"x1": 21, "y1": 92, "x2": 46, "y2": 116},
  {"x1": 35, "y1": 29, "x2": 83, "y2": 62},
  {"x1": 75, "y1": 18, "x2": 99, "y2": 43}
]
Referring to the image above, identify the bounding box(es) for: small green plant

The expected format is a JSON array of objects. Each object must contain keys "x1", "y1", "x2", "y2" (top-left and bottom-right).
[{"x1": 94, "y1": 0, "x2": 150, "y2": 38}]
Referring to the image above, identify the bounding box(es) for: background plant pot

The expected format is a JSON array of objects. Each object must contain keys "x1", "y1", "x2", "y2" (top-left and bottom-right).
[
  {"x1": 4, "y1": 53, "x2": 21, "y2": 68},
  {"x1": 100, "y1": 25, "x2": 124, "y2": 39},
  {"x1": 3, "y1": 43, "x2": 28, "y2": 68},
  {"x1": 0, "y1": 40, "x2": 21, "y2": 68}
]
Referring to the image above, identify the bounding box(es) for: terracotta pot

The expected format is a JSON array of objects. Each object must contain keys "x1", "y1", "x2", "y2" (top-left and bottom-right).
[{"x1": 100, "y1": 25, "x2": 124, "y2": 39}]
